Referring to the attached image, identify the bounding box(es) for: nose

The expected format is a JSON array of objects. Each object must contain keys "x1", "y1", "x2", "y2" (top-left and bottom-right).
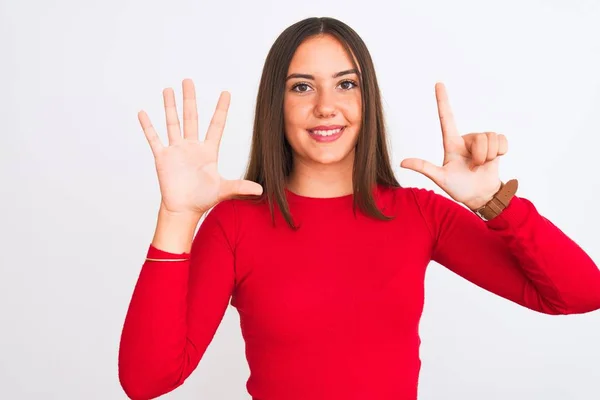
[{"x1": 314, "y1": 90, "x2": 336, "y2": 118}]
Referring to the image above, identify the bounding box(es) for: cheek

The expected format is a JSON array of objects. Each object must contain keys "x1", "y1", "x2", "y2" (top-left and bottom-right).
[
  {"x1": 284, "y1": 100, "x2": 315, "y2": 136},
  {"x1": 340, "y1": 95, "x2": 362, "y2": 130},
  {"x1": 283, "y1": 100, "x2": 308, "y2": 145},
  {"x1": 348, "y1": 95, "x2": 362, "y2": 123}
]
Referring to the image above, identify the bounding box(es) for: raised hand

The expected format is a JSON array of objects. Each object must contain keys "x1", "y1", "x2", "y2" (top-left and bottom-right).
[
  {"x1": 138, "y1": 79, "x2": 263, "y2": 217},
  {"x1": 400, "y1": 82, "x2": 507, "y2": 210}
]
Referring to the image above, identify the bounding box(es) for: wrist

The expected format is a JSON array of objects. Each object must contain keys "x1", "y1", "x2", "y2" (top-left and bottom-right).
[
  {"x1": 152, "y1": 205, "x2": 205, "y2": 254},
  {"x1": 159, "y1": 202, "x2": 205, "y2": 221},
  {"x1": 464, "y1": 179, "x2": 502, "y2": 211},
  {"x1": 469, "y1": 179, "x2": 519, "y2": 221}
]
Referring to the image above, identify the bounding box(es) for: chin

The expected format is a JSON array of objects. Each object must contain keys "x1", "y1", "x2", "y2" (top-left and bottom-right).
[
  {"x1": 312, "y1": 152, "x2": 350, "y2": 165},
  {"x1": 302, "y1": 147, "x2": 356, "y2": 166}
]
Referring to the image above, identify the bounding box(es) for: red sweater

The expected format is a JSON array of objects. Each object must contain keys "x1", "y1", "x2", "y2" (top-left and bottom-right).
[{"x1": 118, "y1": 185, "x2": 600, "y2": 400}]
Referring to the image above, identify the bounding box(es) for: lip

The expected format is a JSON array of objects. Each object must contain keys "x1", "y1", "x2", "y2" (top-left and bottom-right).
[
  {"x1": 307, "y1": 125, "x2": 346, "y2": 143},
  {"x1": 309, "y1": 125, "x2": 345, "y2": 131}
]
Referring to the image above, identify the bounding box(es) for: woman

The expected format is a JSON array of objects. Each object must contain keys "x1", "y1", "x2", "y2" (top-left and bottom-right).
[{"x1": 118, "y1": 17, "x2": 600, "y2": 400}]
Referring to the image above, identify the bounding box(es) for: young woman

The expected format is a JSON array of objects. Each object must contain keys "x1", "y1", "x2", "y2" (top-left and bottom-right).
[{"x1": 118, "y1": 16, "x2": 600, "y2": 400}]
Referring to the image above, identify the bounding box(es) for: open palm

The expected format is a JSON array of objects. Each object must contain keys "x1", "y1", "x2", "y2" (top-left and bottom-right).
[{"x1": 138, "y1": 79, "x2": 263, "y2": 216}]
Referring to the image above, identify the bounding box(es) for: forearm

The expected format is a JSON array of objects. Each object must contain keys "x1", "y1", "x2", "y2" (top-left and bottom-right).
[
  {"x1": 119, "y1": 208, "x2": 206, "y2": 398},
  {"x1": 416, "y1": 187, "x2": 600, "y2": 315},
  {"x1": 119, "y1": 251, "x2": 195, "y2": 399},
  {"x1": 151, "y1": 204, "x2": 205, "y2": 253},
  {"x1": 487, "y1": 197, "x2": 600, "y2": 314},
  {"x1": 119, "y1": 202, "x2": 234, "y2": 399}
]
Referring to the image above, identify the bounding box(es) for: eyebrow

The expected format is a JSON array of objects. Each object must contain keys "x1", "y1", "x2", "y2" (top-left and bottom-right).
[{"x1": 285, "y1": 68, "x2": 360, "y2": 81}]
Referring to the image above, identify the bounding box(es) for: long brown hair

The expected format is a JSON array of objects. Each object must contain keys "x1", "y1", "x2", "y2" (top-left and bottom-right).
[{"x1": 241, "y1": 17, "x2": 401, "y2": 229}]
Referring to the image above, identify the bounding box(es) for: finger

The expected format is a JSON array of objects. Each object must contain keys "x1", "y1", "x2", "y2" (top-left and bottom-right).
[
  {"x1": 400, "y1": 158, "x2": 445, "y2": 185},
  {"x1": 205, "y1": 91, "x2": 231, "y2": 144},
  {"x1": 497, "y1": 133, "x2": 508, "y2": 155},
  {"x1": 163, "y1": 87, "x2": 182, "y2": 144},
  {"x1": 182, "y1": 79, "x2": 199, "y2": 140},
  {"x1": 137, "y1": 110, "x2": 164, "y2": 155},
  {"x1": 485, "y1": 132, "x2": 498, "y2": 161},
  {"x1": 435, "y1": 82, "x2": 459, "y2": 144},
  {"x1": 466, "y1": 133, "x2": 488, "y2": 168},
  {"x1": 220, "y1": 179, "x2": 263, "y2": 199}
]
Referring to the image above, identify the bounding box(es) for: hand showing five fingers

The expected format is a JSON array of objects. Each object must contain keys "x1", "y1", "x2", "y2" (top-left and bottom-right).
[
  {"x1": 138, "y1": 79, "x2": 263, "y2": 217},
  {"x1": 401, "y1": 82, "x2": 508, "y2": 210}
]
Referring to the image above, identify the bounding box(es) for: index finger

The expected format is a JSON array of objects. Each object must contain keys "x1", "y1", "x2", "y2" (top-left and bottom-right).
[{"x1": 435, "y1": 82, "x2": 459, "y2": 139}]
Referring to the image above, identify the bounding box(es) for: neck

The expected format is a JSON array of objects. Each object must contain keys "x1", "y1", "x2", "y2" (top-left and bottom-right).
[{"x1": 286, "y1": 154, "x2": 354, "y2": 198}]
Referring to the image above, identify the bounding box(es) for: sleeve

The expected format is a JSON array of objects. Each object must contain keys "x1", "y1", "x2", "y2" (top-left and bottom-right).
[
  {"x1": 118, "y1": 200, "x2": 238, "y2": 400},
  {"x1": 410, "y1": 187, "x2": 600, "y2": 315}
]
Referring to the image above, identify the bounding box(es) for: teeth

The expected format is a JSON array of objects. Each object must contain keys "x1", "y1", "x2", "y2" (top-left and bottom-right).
[{"x1": 311, "y1": 128, "x2": 342, "y2": 136}]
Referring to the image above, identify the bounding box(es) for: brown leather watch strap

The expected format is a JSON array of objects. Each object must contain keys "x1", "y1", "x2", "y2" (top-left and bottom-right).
[{"x1": 474, "y1": 179, "x2": 519, "y2": 221}]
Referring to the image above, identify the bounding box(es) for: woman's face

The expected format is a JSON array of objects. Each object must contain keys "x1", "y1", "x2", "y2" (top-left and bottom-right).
[{"x1": 283, "y1": 34, "x2": 362, "y2": 169}]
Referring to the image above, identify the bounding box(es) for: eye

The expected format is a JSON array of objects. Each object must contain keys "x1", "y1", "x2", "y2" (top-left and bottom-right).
[
  {"x1": 291, "y1": 82, "x2": 312, "y2": 93},
  {"x1": 338, "y1": 79, "x2": 358, "y2": 90}
]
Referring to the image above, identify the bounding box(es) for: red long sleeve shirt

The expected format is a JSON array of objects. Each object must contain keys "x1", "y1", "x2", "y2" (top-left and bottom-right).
[{"x1": 118, "y1": 185, "x2": 600, "y2": 400}]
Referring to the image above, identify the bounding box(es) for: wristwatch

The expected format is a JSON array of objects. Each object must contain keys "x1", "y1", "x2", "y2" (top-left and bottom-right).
[{"x1": 473, "y1": 179, "x2": 519, "y2": 221}]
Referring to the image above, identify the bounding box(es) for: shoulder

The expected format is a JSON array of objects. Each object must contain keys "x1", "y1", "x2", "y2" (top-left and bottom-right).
[
  {"x1": 376, "y1": 184, "x2": 451, "y2": 211},
  {"x1": 196, "y1": 198, "x2": 266, "y2": 249},
  {"x1": 204, "y1": 196, "x2": 271, "y2": 232},
  {"x1": 377, "y1": 184, "x2": 466, "y2": 230},
  {"x1": 206, "y1": 196, "x2": 268, "y2": 219}
]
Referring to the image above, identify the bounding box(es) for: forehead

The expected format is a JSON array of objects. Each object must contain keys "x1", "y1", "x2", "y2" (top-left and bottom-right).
[{"x1": 288, "y1": 34, "x2": 356, "y2": 75}]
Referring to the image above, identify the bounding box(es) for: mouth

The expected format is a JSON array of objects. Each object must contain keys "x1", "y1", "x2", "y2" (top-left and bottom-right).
[{"x1": 307, "y1": 126, "x2": 346, "y2": 142}]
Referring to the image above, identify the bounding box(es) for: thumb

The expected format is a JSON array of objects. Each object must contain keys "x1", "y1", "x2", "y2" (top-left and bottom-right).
[
  {"x1": 220, "y1": 179, "x2": 264, "y2": 199},
  {"x1": 400, "y1": 158, "x2": 444, "y2": 184}
]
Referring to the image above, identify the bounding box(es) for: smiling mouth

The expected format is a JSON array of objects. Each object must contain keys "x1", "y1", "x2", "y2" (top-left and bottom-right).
[
  {"x1": 308, "y1": 127, "x2": 344, "y2": 137},
  {"x1": 307, "y1": 126, "x2": 346, "y2": 142}
]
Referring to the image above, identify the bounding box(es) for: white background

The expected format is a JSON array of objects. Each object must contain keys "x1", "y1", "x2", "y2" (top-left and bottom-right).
[{"x1": 1, "y1": 0, "x2": 599, "y2": 398}]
